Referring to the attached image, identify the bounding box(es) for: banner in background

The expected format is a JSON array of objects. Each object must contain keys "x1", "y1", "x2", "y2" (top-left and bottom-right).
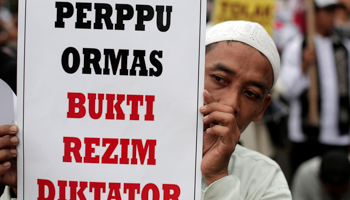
[{"x1": 212, "y1": 0, "x2": 275, "y2": 35}]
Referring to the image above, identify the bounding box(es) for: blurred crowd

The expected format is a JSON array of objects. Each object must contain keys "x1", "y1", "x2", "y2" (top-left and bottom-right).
[
  {"x1": 1, "y1": 0, "x2": 350, "y2": 199},
  {"x1": 0, "y1": 0, "x2": 16, "y2": 94}
]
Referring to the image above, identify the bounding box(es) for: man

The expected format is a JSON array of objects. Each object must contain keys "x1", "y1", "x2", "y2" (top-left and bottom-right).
[
  {"x1": 292, "y1": 150, "x2": 350, "y2": 200},
  {"x1": 281, "y1": 0, "x2": 350, "y2": 175},
  {"x1": 0, "y1": 21, "x2": 291, "y2": 199}
]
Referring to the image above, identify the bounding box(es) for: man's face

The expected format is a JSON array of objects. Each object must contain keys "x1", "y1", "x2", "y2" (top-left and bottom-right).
[
  {"x1": 316, "y1": 6, "x2": 336, "y2": 36},
  {"x1": 204, "y1": 41, "x2": 273, "y2": 133}
]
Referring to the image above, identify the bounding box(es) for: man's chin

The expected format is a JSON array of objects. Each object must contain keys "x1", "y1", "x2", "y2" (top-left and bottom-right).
[{"x1": 239, "y1": 123, "x2": 250, "y2": 134}]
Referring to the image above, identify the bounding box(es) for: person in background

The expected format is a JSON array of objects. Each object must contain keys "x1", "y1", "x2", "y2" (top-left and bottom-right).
[
  {"x1": 334, "y1": 0, "x2": 350, "y2": 39},
  {"x1": 292, "y1": 150, "x2": 350, "y2": 200},
  {"x1": 0, "y1": 0, "x2": 16, "y2": 94},
  {"x1": 280, "y1": 0, "x2": 350, "y2": 176}
]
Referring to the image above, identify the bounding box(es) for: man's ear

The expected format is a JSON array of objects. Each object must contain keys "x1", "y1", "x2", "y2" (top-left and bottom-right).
[{"x1": 252, "y1": 94, "x2": 271, "y2": 122}]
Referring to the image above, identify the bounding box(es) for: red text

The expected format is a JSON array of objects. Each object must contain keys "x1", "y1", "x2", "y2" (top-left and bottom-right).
[
  {"x1": 67, "y1": 93, "x2": 155, "y2": 121},
  {"x1": 63, "y1": 137, "x2": 156, "y2": 165},
  {"x1": 38, "y1": 179, "x2": 181, "y2": 200}
]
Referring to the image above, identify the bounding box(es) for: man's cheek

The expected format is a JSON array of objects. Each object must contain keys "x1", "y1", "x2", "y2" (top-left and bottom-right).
[{"x1": 203, "y1": 79, "x2": 212, "y2": 91}]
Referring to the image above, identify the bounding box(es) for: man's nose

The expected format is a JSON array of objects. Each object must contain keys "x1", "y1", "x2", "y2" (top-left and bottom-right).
[{"x1": 218, "y1": 90, "x2": 240, "y2": 115}]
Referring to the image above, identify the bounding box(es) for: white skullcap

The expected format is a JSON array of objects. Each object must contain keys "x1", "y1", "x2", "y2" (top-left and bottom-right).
[
  {"x1": 206, "y1": 20, "x2": 280, "y2": 88},
  {"x1": 314, "y1": 0, "x2": 338, "y2": 8}
]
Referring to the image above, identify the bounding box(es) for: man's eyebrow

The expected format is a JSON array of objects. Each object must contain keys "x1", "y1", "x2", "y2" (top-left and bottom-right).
[
  {"x1": 212, "y1": 63, "x2": 269, "y2": 91},
  {"x1": 212, "y1": 63, "x2": 235, "y2": 75},
  {"x1": 248, "y1": 80, "x2": 268, "y2": 92}
]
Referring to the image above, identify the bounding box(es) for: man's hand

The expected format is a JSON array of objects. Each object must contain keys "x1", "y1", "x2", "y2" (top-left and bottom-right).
[
  {"x1": 0, "y1": 125, "x2": 18, "y2": 188},
  {"x1": 302, "y1": 48, "x2": 316, "y2": 73},
  {"x1": 200, "y1": 90, "x2": 240, "y2": 186}
]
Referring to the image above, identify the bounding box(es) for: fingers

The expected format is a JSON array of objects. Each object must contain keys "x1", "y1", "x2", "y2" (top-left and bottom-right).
[
  {"x1": 302, "y1": 48, "x2": 316, "y2": 66},
  {"x1": 0, "y1": 149, "x2": 16, "y2": 163},
  {"x1": 0, "y1": 125, "x2": 19, "y2": 173},
  {"x1": 202, "y1": 107, "x2": 240, "y2": 145},
  {"x1": 0, "y1": 159, "x2": 12, "y2": 175},
  {"x1": 0, "y1": 134, "x2": 18, "y2": 149},
  {"x1": 203, "y1": 111, "x2": 234, "y2": 126},
  {"x1": 201, "y1": 90, "x2": 235, "y2": 128},
  {"x1": 203, "y1": 110, "x2": 239, "y2": 137},
  {"x1": 0, "y1": 125, "x2": 18, "y2": 137},
  {"x1": 201, "y1": 89, "x2": 240, "y2": 144},
  {"x1": 303, "y1": 48, "x2": 316, "y2": 57},
  {"x1": 200, "y1": 103, "x2": 234, "y2": 116},
  {"x1": 0, "y1": 135, "x2": 18, "y2": 172},
  {"x1": 205, "y1": 125, "x2": 237, "y2": 146},
  {"x1": 0, "y1": 124, "x2": 19, "y2": 148},
  {"x1": 203, "y1": 90, "x2": 216, "y2": 105},
  {"x1": 0, "y1": 137, "x2": 18, "y2": 177}
]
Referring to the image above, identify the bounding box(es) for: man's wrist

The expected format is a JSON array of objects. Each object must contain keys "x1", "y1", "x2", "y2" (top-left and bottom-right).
[{"x1": 203, "y1": 171, "x2": 228, "y2": 186}]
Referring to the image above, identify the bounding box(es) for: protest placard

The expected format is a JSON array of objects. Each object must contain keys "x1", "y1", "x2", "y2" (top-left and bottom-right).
[
  {"x1": 211, "y1": 0, "x2": 275, "y2": 35},
  {"x1": 17, "y1": 0, "x2": 205, "y2": 199}
]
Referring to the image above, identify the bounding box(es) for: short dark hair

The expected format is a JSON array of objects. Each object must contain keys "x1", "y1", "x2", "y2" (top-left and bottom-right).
[{"x1": 320, "y1": 150, "x2": 350, "y2": 186}]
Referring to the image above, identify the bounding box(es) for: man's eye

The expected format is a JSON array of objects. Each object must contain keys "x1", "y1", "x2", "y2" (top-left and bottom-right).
[
  {"x1": 246, "y1": 91, "x2": 254, "y2": 96},
  {"x1": 246, "y1": 91, "x2": 260, "y2": 99},
  {"x1": 212, "y1": 75, "x2": 229, "y2": 86},
  {"x1": 213, "y1": 75, "x2": 226, "y2": 83},
  {"x1": 214, "y1": 76, "x2": 222, "y2": 82}
]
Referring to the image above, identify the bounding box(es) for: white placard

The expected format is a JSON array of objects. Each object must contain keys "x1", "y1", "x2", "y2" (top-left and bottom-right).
[{"x1": 17, "y1": 0, "x2": 205, "y2": 199}]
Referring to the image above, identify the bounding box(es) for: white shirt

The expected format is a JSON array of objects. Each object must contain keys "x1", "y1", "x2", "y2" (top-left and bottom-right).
[{"x1": 201, "y1": 145, "x2": 291, "y2": 200}]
